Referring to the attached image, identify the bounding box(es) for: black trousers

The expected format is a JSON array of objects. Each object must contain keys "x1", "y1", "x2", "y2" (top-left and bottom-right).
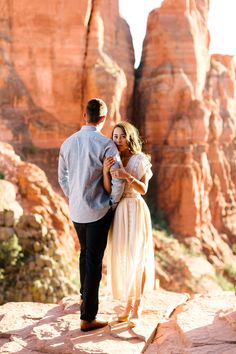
[{"x1": 73, "y1": 209, "x2": 113, "y2": 321}]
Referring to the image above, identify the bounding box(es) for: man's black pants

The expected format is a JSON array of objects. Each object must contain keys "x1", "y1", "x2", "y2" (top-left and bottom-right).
[{"x1": 73, "y1": 209, "x2": 113, "y2": 321}]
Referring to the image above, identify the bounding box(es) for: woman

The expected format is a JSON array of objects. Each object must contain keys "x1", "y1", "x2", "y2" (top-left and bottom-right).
[{"x1": 103, "y1": 121, "x2": 155, "y2": 323}]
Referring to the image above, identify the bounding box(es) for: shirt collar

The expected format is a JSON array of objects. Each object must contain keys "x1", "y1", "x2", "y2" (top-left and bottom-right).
[{"x1": 81, "y1": 125, "x2": 98, "y2": 132}]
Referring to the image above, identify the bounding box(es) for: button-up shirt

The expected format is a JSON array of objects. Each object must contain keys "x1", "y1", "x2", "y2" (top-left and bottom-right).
[{"x1": 58, "y1": 125, "x2": 124, "y2": 223}]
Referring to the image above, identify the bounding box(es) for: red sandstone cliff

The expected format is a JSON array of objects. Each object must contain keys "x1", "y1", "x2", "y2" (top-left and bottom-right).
[
  {"x1": 0, "y1": 142, "x2": 78, "y2": 253},
  {"x1": 0, "y1": 142, "x2": 81, "y2": 303},
  {"x1": 1, "y1": 0, "x2": 236, "y2": 280},
  {"x1": 135, "y1": 0, "x2": 236, "y2": 271},
  {"x1": 0, "y1": 0, "x2": 134, "y2": 179}
]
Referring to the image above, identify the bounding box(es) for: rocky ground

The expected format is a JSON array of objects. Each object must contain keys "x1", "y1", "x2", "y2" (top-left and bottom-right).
[{"x1": 0, "y1": 289, "x2": 236, "y2": 353}]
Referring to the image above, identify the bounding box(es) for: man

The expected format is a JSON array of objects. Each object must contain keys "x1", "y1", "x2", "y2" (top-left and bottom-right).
[{"x1": 58, "y1": 98, "x2": 124, "y2": 332}]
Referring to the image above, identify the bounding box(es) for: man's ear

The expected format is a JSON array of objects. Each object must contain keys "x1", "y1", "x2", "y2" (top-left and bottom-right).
[{"x1": 98, "y1": 116, "x2": 106, "y2": 123}]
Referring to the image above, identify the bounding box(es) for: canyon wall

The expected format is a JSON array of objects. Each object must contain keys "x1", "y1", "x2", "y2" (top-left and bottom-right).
[
  {"x1": 0, "y1": 0, "x2": 236, "y2": 271},
  {"x1": 135, "y1": 0, "x2": 236, "y2": 269},
  {"x1": 0, "y1": 0, "x2": 134, "y2": 180}
]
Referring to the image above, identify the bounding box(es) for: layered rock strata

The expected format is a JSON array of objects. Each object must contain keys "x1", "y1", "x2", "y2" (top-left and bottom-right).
[
  {"x1": 0, "y1": 143, "x2": 80, "y2": 303},
  {"x1": 1, "y1": 0, "x2": 236, "y2": 282},
  {"x1": 135, "y1": 0, "x2": 236, "y2": 272},
  {"x1": 0, "y1": 0, "x2": 134, "y2": 178},
  {"x1": 0, "y1": 142, "x2": 78, "y2": 254}
]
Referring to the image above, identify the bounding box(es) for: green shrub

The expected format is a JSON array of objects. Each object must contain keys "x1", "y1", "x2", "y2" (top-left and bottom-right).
[
  {"x1": 23, "y1": 145, "x2": 38, "y2": 155},
  {"x1": 216, "y1": 273, "x2": 234, "y2": 291},
  {"x1": 0, "y1": 235, "x2": 23, "y2": 268},
  {"x1": 150, "y1": 207, "x2": 171, "y2": 234},
  {"x1": 224, "y1": 264, "x2": 236, "y2": 280}
]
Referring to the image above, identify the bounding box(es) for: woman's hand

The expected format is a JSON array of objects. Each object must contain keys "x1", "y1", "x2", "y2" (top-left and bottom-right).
[
  {"x1": 111, "y1": 167, "x2": 129, "y2": 180},
  {"x1": 103, "y1": 156, "x2": 116, "y2": 174}
]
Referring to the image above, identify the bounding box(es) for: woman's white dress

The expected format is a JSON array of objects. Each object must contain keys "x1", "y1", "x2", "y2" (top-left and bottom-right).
[{"x1": 107, "y1": 152, "x2": 155, "y2": 301}]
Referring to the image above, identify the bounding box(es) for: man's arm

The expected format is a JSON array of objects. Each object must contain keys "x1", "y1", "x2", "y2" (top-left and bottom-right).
[
  {"x1": 103, "y1": 157, "x2": 115, "y2": 194},
  {"x1": 58, "y1": 149, "x2": 69, "y2": 198},
  {"x1": 105, "y1": 142, "x2": 125, "y2": 207}
]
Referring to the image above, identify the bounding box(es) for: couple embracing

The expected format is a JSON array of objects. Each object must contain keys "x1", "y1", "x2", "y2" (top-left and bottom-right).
[{"x1": 58, "y1": 98, "x2": 155, "y2": 332}]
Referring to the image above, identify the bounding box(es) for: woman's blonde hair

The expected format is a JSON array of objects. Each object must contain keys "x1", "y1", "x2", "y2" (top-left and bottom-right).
[{"x1": 112, "y1": 121, "x2": 143, "y2": 155}]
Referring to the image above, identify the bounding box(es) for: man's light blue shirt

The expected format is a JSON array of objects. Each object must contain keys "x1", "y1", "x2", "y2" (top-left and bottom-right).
[{"x1": 58, "y1": 125, "x2": 124, "y2": 223}]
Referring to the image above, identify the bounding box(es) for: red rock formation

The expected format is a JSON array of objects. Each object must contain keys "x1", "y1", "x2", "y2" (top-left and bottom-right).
[
  {"x1": 0, "y1": 0, "x2": 134, "y2": 182},
  {"x1": 0, "y1": 290, "x2": 235, "y2": 353},
  {"x1": 1, "y1": 0, "x2": 236, "y2": 276},
  {"x1": 0, "y1": 289, "x2": 189, "y2": 353},
  {"x1": 0, "y1": 142, "x2": 78, "y2": 254},
  {"x1": 82, "y1": 0, "x2": 135, "y2": 130},
  {"x1": 0, "y1": 0, "x2": 134, "y2": 147},
  {"x1": 135, "y1": 0, "x2": 236, "y2": 269},
  {"x1": 136, "y1": 0, "x2": 210, "y2": 144},
  {"x1": 148, "y1": 292, "x2": 236, "y2": 353}
]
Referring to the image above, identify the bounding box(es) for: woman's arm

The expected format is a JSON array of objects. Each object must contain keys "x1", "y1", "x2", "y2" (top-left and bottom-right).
[
  {"x1": 103, "y1": 157, "x2": 116, "y2": 194},
  {"x1": 111, "y1": 168, "x2": 149, "y2": 195}
]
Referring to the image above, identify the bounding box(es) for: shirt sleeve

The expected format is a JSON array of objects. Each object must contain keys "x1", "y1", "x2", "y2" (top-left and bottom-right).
[
  {"x1": 105, "y1": 141, "x2": 125, "y2": 207},
  {"x1": 58, "y1": 148, "x2": 69, "y2": 198}
]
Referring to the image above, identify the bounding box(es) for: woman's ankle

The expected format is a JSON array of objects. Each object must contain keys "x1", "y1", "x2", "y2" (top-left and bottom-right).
[
  {"x1": 117, "y1": 299, "x2": 133, "y2": 322},
  {"x1": 123, "y1": 299, "x2": 133, "y2": 314},
  {"x1": 130, "y1": 298, "x2": 143, "y2": 318}
]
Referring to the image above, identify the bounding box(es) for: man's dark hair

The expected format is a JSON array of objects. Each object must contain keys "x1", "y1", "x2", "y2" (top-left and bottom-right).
[{"x1": 86, "y1": 98, "x2": 108, "y2": 123}]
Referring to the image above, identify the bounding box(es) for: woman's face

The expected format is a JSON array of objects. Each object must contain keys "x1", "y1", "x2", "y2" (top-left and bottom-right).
[{"x1": 112, "y1": 127, "x2": 128, "y2": 152}]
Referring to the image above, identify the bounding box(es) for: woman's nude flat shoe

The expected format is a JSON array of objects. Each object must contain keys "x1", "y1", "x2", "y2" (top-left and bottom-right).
[
  {"x1": 117, "y1": 300, "x2": 132, "y2": 322},
  {"x1": 117, "y1": 314, "x2": 129, "y2": 322}
]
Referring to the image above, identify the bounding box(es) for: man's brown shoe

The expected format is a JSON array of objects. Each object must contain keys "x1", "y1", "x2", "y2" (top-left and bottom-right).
[{"x1": 80, "y1": 319, "x2": 108, "y2": 332}]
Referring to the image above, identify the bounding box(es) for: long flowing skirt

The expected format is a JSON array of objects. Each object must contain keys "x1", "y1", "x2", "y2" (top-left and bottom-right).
[{"x1": 107, "y1": 196, "x2": 155, "y2": 301}]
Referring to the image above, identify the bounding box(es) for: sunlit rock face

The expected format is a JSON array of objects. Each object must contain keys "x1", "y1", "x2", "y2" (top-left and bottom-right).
[
  {"x1": 0, "y1": 142, "x2": 78, "y2": 254},
  {"x1": 1, "y1": 0, "x2": 236, "y2": 273},
  {"x1": 135, "y1": 0, "x2": 210, "y2": 145},
  {"x1": 82, "y1": 0, "x2": 135, "y2": 130},
  {"x1": 0, "y1": 0, "x2": 134, "y2": 165},
  {"x1": 135, "y1": 0, "x2": 236, "y2": 266},
  {"x1": 0, "y1": 142, "x2": 80, "y2": 303},
  {"x1": 0, "y1": 291, "x2": 236, "y2": 353},
  {"x1": 148, "y1": 292, "x2": 236, "y2": 354}
]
